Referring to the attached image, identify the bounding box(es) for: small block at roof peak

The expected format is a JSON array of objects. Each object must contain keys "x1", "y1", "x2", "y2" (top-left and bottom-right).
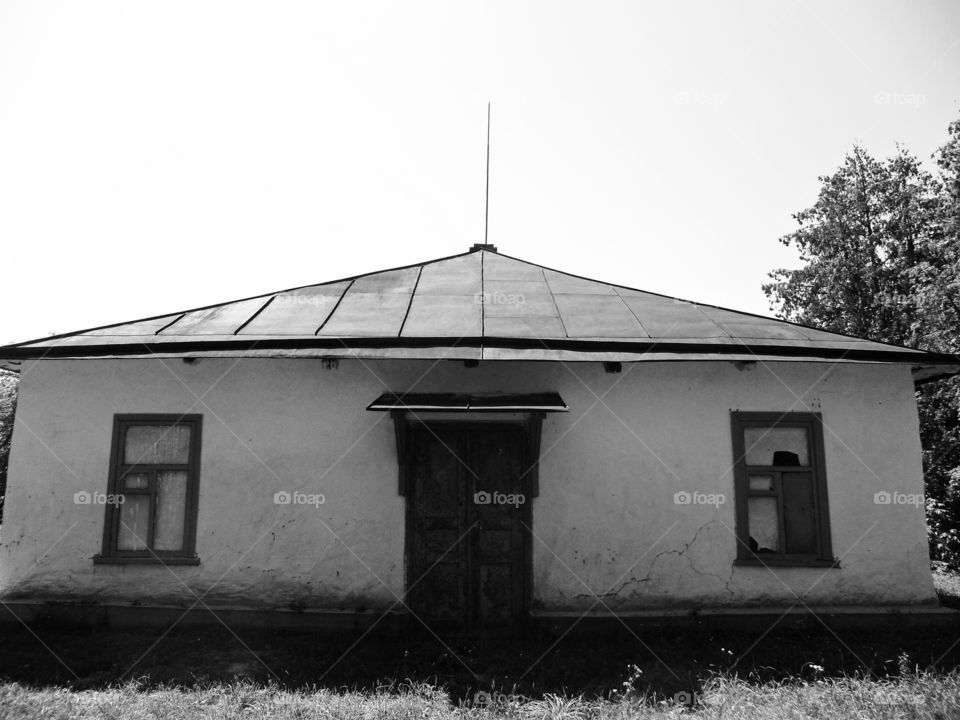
[{"x1": 470, "y1": 243, "x2": 498, "y2": 252}]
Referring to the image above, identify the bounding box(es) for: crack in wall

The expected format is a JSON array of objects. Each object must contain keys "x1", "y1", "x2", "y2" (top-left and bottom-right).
[{"x1": 571, "y1": 521, "x2": 735, "y2": 602}]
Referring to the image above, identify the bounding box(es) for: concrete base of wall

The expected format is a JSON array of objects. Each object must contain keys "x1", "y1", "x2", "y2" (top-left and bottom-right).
[
  {"x1": 530, "y1": 606, "x2": 960, "y2": 632},
  {"x1": 0, "y1": 601, "x2": 405, "y2": 633},
  {"x1": 2, "y1": 601, "x2": 958, "y2": 634}
]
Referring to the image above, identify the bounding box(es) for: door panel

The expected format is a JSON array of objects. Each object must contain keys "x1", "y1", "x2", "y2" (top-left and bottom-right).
[
  {"x1": 470, "y1": 428, "x2": 526, "y2": 632},
  {"x1": 408, "y1": 428, "x2": 468, "y2": 628},
  {"x1": 406, "y1": 424, "x2": 529, "y2": 634}
]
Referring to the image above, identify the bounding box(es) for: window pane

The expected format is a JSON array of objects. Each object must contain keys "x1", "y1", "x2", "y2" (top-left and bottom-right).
[
  {"x1": 124, "y1": 424, "x2": 191, "y2": 464},
  {"x1": 748, "y1": 496, "x2": 780, "y2": 553},
  {"x1": 117, "y1": 496, "x2": 150, "y2": 551},
  {"x1": 122, "y1": 472, "x2": 149, "y2": 490},
  {"x1": 749, "y1": 474, "x2": 775, "y2": 491},
  {"x1": 782, "y1": 472, "x2": 818, "y2": 554},
  {"x1": 743, "y1": 427, "x2": 809, "y2": 466},
  {"x1": 154, "y1": 470, "x2": 188, "y2": 551}
]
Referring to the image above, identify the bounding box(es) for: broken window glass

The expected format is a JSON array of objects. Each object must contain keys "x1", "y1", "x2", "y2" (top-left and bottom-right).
[
  {"x1": 748, "y1": 496, "x2": 780, "y2": 553},
  {"x1": 743, "y1": 427, "x2": 809, "y2": 466}
]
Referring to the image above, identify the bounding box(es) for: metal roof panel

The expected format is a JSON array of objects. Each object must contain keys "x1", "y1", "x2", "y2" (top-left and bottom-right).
[
  {"x1": 553, "y1": 294, "x2": 649, "y2": 338},
  {"x1": 160, "y1": 297, "x2": 270, "y2": 335},
  {"x1": 318, "y1": 292, "x2": 410, "y2": 336},
  {"x1": 484, "y1": 315, "x2": 566, "y2": 338},
  {"x1": 401, "y1": 294, "x2": 483, "y2": 337},
  {"x1": 239, "y1": 281, "x2": 350, "y2": 335}
]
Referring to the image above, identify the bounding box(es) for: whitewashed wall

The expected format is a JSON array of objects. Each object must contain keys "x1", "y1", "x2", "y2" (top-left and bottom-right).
[{"x1": 0, "y1": 357, "x2": 937, "y2": 611}]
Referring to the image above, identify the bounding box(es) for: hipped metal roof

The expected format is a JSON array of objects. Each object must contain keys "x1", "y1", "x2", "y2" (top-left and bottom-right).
[{"x1": 1, "y1": 247, "x2": 957, "y2": 382}]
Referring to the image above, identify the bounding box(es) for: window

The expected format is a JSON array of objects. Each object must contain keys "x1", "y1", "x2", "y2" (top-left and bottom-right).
[
  {"x1": 96, "y1": 415, "x2": 202, "y2": 564},
  {"x1": 730, "y1": 412, "x2": 834, "y2": 567}
]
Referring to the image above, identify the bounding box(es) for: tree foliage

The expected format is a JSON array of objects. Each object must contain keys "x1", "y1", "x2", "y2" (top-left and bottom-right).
[{"x1": 764, "y1": 116, "x2": 960, "y2": 568}]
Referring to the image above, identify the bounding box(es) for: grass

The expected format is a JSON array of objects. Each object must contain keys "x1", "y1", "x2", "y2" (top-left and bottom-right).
[{"x1": 1, "y1": 673, "x2": 960, "y2": 719}]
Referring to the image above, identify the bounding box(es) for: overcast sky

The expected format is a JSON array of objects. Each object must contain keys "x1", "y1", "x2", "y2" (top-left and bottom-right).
[{"x1": 1, "y1": 0, "x2": 958, "y2": 344}]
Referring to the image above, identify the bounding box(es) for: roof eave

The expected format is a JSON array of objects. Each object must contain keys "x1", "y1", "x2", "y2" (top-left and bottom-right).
[{"x1": 1, "y1": 338, "x2": 956, "y2": 376}]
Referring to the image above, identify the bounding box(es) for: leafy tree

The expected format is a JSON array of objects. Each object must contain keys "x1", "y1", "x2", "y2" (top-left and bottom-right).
[{"x1": 764, "y1": 120, "x2": 960, "y2": 568}]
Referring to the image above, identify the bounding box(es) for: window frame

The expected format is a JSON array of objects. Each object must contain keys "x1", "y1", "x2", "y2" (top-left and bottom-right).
[
  {"x1": 95, "y1": 414, "x2": 202, "y2": 565},
  {"x1": 730, "y1": 411, "x2": 836, "y2": 568}
]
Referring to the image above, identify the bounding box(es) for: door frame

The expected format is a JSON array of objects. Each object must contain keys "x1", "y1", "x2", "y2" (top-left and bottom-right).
[{"x1": 394, "y1": 412, "x2": 542, "y2": 633}]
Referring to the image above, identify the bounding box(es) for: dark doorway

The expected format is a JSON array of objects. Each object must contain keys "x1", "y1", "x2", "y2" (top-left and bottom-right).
[{"x1": 405, "y1": 422, "x2": 531, "y2": 635}]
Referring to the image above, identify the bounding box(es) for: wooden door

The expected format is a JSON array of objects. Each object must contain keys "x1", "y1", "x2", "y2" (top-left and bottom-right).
[{"x1": 406, "y1": 423, "x2": 529, "y2": 635}]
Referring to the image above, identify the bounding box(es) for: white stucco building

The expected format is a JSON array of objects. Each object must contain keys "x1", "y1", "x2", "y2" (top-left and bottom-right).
[{"x1": 1, "y1": 245, "x2": 957, "y2": 631}]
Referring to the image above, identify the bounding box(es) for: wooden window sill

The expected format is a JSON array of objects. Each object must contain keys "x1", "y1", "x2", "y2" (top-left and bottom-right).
[{"x1": 93, "y1": 555, "x2": 200, "y2": 566}]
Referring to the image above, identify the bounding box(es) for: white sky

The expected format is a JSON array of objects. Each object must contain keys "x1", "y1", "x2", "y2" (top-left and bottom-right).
[{"x1": 1, "y1": 0, "x2": 958, "y2": 344}]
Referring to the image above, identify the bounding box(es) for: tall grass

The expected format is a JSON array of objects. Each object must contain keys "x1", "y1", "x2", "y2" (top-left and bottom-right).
[{"x1": 1, "y1": 672, "x2": 958, "y2": 720}]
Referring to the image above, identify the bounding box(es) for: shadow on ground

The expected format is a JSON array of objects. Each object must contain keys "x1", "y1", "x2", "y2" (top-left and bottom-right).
[{"x1": 1, "y1": 620, "x2": 959, "y2": 701}]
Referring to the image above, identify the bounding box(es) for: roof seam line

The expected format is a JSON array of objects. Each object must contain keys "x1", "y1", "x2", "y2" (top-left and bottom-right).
[
  {"x1": 397, "y1": 266, "x2": 424, "y2": 338},
  {"x1": 612, "y1": 286, "x2": 652, "y2": 338},
  {"x1": 234, "y1": 296, "x2": 276, "y2": 335},
  {"x1": 480, "y1": 250, "x2": 486, "y2": 341},
  {"x1": 155, "y1": 314, "x2": 187, "y2": 336},
  {"x1": 315, "y1": 279, "x2": 355, "y2": 335},
  {"x1": 691, "y1": 304, "x2": 732, "y2": 339},
  {"x1": 542, "y1": 269, "x2": 569, "y2": 339}
]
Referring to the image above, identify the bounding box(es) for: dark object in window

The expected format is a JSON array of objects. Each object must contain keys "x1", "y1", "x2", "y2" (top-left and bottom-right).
[
  {"x1": 773, "y1": 450, "x2": 800, "y2": 466},
  {"x1": 95, "y1": 415, "x2": 202, "y2": 564},
  {"x1": 731, "y1": 412, "x2": 834, "y2": 567}
]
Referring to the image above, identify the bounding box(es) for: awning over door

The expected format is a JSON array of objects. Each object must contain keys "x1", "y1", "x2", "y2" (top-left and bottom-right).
[{"x1": 366, "y1": 392, "x2": 568, "y2": 412}]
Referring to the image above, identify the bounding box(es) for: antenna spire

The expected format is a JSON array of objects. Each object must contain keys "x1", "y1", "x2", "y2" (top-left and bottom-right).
[
  {"x1": 470, "y1": 104, "x2": 498, "y2": 253},
  {"x1": 484, "y1": 102, "x2": 491, "y2": 245}
]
